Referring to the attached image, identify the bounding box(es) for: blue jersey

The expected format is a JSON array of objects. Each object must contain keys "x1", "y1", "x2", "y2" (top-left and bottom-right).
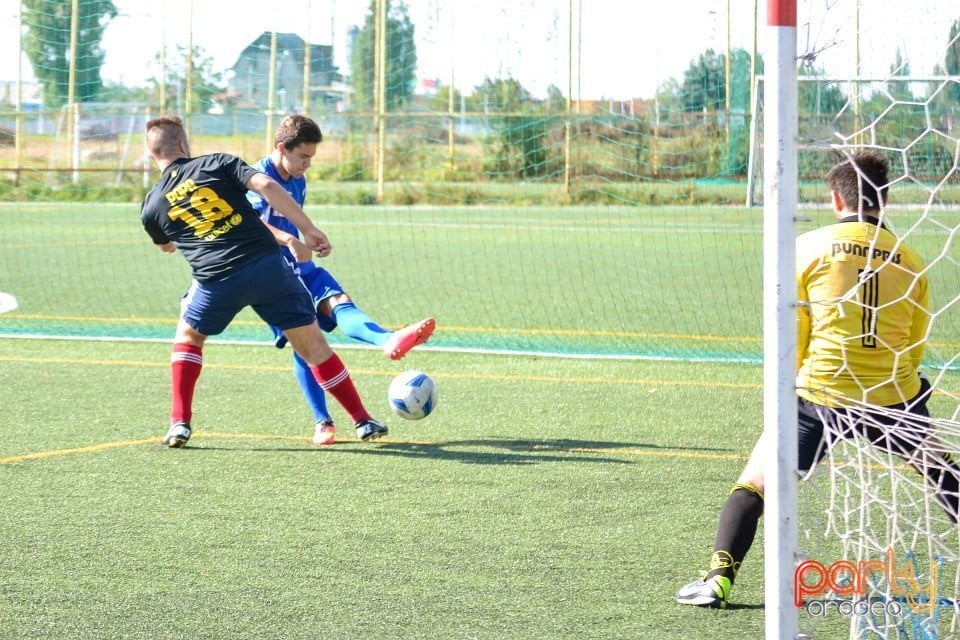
[{"x1": 247, "y1": 156, "x2": 318, "y2": 277}]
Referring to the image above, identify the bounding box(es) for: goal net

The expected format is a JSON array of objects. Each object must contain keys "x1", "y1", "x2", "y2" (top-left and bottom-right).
[
  {"x1": 758, "y1": 5, "x2": 960, "y2": 639},
  {"x1": 748, "y1": 75, "x2": 960, "y2": 208},
  {"x1": 47, "y1": 102, "x2": 150, "y2": 188}
]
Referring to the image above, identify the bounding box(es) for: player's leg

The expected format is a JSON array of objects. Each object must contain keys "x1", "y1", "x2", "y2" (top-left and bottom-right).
[
  {"x1": 862, "y1": 378, "x2": 960, "y2": 522},
  {"x1": 163, "y1": 278, "x2": 241, "y2": 449},
  {"x1": 905, "y1": 375, "x2": 960, "y2": 522},
  {"x1": 307, "y1": 268, "x2": 435, "y2": 360},
  {"x1": 677, "y1": 399, "x2": 828, "y2": 609},
  {"x1": 266, "y1": 310, "x2": 336, "y2": 444},
  {"x1": 255, "y1": 255, "x2": 387, "y2": 441},
  {"x1": 283, "y1": 322, "x2": 388, "y2": 441},
  {"x1": 328, "y1": 294, "x2": 436, "y2": 360},
  {"x1": 291, "y1": 350, "x2": 336, "y2": 445},
  {"x1": 910, "y1": 439, "x2": 960, "y2": 523},
  {"x1": 164, "y1": 318, "x2": 205, "y2": 447},
  {"x1": 165, "y1": 274, "x2": 249, "y2": 447},
  {"x1": 676, "y1": 435, "x2": 766, "y2": 609},
  {"x1": 319, "y1": 293, "x2": 391, "y2": 346}
]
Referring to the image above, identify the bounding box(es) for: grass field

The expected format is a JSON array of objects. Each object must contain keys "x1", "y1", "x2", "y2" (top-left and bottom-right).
[
  {"x1": 2, "y1": 201, "x2": 959, "y2": 638},
  {"x1": 2, "y1": 202, "x2": 959, "y2": 362},
  {"x1": 0, "y1": 337, "x2": 783, "y2": 640}
]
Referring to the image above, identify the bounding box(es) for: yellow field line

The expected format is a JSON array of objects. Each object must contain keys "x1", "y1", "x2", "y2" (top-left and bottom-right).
[
  {"x1": 0, "y1": 432, "x2": 749, "y2": 466},
  {"x1": 1, "y1": 433, "x2": 913, "y2": 473},
  {"x1": 0, "y1": 438, "x2": 160, "y2": 464},
  {"x1": 0, "y1": 354, "x2": 761, "y2": 388}
]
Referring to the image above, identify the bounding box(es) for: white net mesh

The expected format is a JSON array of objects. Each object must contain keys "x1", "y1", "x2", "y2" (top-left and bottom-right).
[
  {"x1": 784, "y1": 5, "x2": 960, "y2": 637},
  {"x1": 797, "y1": 401, "x2": 960, "y2": 639}
]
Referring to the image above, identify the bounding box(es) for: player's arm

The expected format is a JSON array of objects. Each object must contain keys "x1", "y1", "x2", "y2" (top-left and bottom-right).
[
  {"x1": 140, "y1": 207, "x2": 176, "y2": 254},
  {"x1": 245, "y1": 173, "x2": 331, "y2": 258},
  {"x1": 908, "y1": 273, "x2": 931, "y2": 371},
  {"x1": 260, "y1": 219, "x2": 313, "y2": 264},
  {"x1": 796, "y1": 291, "x2": 811, "y2": 370},
  {"x1": 795, "y1": 243, "x2": 813, "y2": 370}
]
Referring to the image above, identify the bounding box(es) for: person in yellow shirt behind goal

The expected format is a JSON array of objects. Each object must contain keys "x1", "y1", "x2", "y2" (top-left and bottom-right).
[{"x1": 675, "y1": 150, "x2": 960, "y2": 609}]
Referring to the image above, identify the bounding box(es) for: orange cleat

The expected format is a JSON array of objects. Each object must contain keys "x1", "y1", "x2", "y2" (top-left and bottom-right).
[
  {"x1": 312, "y1": 419, "x2": 336, "y2": 446},
  {"x1": 382, "y1": 317, "x2": 436, "y2": 361}
]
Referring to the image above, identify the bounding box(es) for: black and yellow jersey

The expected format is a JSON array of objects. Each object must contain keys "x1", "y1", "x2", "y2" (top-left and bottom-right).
[
  {"x1": 141, "y1": 153, "x2": 278, "y2": 282},
  {"x1": 795, "y1": 215, "x2": 930, "y2": 407}
]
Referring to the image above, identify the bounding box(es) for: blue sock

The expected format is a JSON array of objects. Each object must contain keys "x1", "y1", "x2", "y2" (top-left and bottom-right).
[
  {"x1": 293, "y1": 351, "x2": 330, "y2": 423},
  {"x1": 332, "y1": 301, "x2": 391, "y2": 346}
]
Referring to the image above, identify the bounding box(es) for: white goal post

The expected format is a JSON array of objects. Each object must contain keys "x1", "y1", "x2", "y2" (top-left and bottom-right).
[{"x1": 762, "y1": 4, "x2": 799, "y2": 639}]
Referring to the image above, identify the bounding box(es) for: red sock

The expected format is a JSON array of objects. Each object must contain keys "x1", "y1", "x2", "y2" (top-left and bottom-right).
[
  {"x1": 310, "y1": 353, "x2": 370, "y2": 423},
  {"x1": 171, "y1": 343, "x2": 202, "y2": 424}
]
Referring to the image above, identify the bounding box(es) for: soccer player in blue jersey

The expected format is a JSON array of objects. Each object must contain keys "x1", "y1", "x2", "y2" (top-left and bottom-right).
[
  {"x1": 675, "y1": 150, "x2": 960, "y2": 609},
  {"x1": 140, "y1": 116, "x2": 389, "y2": 447},
  {"x1": 248, "y1": 115, "x2": 435, "y2": 446}
]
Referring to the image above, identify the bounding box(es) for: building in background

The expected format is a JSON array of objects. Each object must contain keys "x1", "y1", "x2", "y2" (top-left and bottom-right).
[{"x1": 225, "y1": 32, "x2": 347, "y2": 113}]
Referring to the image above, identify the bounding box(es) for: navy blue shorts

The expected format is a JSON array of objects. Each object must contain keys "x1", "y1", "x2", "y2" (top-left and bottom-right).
[
  {"x1": 180, "y1": 253, "x2": 318, "y2": 337},
  {"x1": 796, "y1": 375, "x2": 933, "y2": 472},
  {"x1": 269, "y1": 264, "x2": 345, "y2": 347}
]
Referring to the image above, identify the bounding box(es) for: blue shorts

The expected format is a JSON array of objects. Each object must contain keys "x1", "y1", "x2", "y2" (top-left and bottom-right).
[
  {"x1": 269, "y1": 264, "x2": 345, "y2": 348},
  {"x1": 180, "y1": 253, "x2": 318, "y2": 337}
]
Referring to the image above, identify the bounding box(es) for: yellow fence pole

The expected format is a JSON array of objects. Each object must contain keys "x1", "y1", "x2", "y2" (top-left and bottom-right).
[
  {"x1": 68, "y1": 0, "x2": 79, "y2": 184},
  {"x1": 376, "y1": 0, "x2": 387, "y2": 202},
  {"x1": 266, "y1": 30, "x2": 278, "y2": 155}
]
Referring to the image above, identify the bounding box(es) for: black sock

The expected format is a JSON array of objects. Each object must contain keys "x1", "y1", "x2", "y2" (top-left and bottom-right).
[
  {"x1": 705, "y1": 483, "x2": 764, "y2": 584},
  {"x1": 926, "y1": 454, "x2": 960, "y2": 523}
]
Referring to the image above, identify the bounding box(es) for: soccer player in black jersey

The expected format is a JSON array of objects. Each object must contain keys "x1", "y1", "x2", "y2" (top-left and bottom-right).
[
  {"x1": 140, "y1": 116, "x2": 387, "y2": 447},
  {"x1": 676, "y1": 150, "x2": 960, "y2": 609}
]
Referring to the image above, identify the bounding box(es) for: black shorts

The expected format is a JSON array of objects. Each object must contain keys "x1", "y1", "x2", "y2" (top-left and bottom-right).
[{"x1": 796, "y1": 376, "x2": 933, "y2": 472}]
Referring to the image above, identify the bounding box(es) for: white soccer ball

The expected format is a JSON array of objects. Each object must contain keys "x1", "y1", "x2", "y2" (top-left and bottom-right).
[{"x1": 388, "y1": 370, "x2": 438, "y2": 420}]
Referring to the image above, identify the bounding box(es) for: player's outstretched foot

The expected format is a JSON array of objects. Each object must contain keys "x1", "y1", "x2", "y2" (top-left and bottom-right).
[
  {"x1": 355, "y1": 418, "x2": 388, "y2": 441},
  {"x1": 675, "y1": 574, "x2": 730, "y2": 609},
  {"x1": 162, "y1": 421, "x2": 191, "y2": 448},
  {"x1": 383, "y1": 317, "x2": 436, "y2": 361},
  {"x1": 312, "y1": 419, "x2": 336, "y2": 446}
]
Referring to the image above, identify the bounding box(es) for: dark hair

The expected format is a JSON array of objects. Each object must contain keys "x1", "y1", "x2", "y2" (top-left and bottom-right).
[
  {"x1": 826, "y1": 150, "x2": 890, "y2": 213},
  {"x1": 274, "y1": 115, "x2": 322, "y2": 149}
]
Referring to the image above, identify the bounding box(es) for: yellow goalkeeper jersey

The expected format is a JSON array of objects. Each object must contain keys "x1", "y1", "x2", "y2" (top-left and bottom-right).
[{"x1": 795, "y1": 215, "x2": 930, "y2": 407}]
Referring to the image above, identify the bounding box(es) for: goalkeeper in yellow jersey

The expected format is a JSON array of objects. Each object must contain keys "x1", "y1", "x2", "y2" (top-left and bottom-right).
[{"x1": 676, "y1": 150, "x2": 960, "y2": 609}]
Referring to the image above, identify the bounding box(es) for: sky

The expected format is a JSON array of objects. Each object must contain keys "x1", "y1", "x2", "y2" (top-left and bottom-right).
[{"x1": 0, "y1": 0, "x2": 956, "y2": 100}]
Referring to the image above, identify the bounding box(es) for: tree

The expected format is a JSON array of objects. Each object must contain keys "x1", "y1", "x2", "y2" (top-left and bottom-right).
[
  {"x1": 147, "y1": 45, "x2": 225, "y2": 114},
  {"x1": 349, "y1": 0, "x2": 417, "y2": 113},
  {"x1": 680, "y1": 49, "x2": 726, "y2": 113},
  {"x1": 470, "y1": 76, "x2": 553, "y2": 179},
  {"x1": 946, "y1": 19, "x2": 960, "y2": 103},
  {"x1": 22, "y1": 0, "x2": 117, "y2": 108},
  {"x1": 886, "y1": 47, "x2": 912, "y2": 100},
  {"x1": 470, "y1": 76, "x2": 533, "y2": 113},
  {"x1": 427, "y1": 84, "x2": 460, "y2": 113},
  {"x1": 797, "y1": 66, "x2": 846, "y2": 117},
  {"x1": 544, "y1": 84, "x2": 565, "y2": 113}
]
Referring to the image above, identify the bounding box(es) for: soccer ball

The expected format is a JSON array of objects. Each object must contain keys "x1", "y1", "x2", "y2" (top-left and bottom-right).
[{"x1": 388, "y1": 370, "x2": 438, "y2": 420}]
